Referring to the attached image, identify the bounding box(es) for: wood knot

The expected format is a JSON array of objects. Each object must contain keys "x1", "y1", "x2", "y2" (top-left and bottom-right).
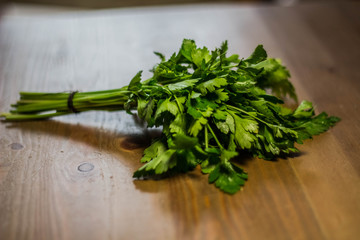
[
  {"x1": 119, "y1": 136, "x2": 150, "y2": 151},
  {"x1": 10, "y1": 143, "x2": 24, "y2": 150},
  {"x1": 77, "y1": 162, "x2": 94, "y2": 172},
  {"x1": 326, "y1": 66, "x2": 335, "y2": 73}
]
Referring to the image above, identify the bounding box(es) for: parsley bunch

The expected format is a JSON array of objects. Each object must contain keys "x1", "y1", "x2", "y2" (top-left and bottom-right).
[{"x1": 1, "y1": 39, "x2": 339, "y2": 194}]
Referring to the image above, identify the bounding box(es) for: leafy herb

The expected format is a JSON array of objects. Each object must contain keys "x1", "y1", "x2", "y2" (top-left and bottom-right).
[{"x1": 1, "y1": 39, "x2": 340, "y2": 194}]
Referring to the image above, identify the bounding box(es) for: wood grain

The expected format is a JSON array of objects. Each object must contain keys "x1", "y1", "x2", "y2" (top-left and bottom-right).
[
  {"x1": 9, "y1": 0, "x2": 264, "y2": 9},
  {"x1": 0, "y1": 2, "x2": 359, "y2": 240}
]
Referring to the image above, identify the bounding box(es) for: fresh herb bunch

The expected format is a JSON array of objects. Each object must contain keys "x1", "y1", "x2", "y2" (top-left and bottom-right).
[{"x1": 1, "y1": 39, "x2": 339, "y2": 194}]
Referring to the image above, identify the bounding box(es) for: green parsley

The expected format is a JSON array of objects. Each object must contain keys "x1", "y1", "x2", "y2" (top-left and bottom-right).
[{"x1": 1, "y1": 39, "x2": 340, "y2": 194}]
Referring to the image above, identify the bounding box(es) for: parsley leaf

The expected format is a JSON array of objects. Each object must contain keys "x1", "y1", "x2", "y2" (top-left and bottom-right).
[{"x1": 197, "y1": 78, "x2": 228, "y2": 95}]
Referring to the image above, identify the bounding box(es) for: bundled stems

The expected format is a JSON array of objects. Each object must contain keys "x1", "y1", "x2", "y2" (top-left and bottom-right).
[{"x1": 1, "y1": 88, "x2": 134, "y2": 121}]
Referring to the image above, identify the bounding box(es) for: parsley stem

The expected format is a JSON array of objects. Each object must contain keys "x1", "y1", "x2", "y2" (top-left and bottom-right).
[
  {"x1": 206, "y1": 123, "x2": 224, "y2": 150},
  {"x1": 204, "y1": 126, "x2": 209, "y2": 150},
  {"x1": 173, "y1": 95, "x2": 184, "y2": 113},
  {"x1": 227, "y1": 104, "x2": 271, "y2": 126},
  {"x1": 0, "y1": 111, "x2": 69, "y2": 120},
  {"x1": 227, "y1": 104, "x2": 294, "y2": 132}
]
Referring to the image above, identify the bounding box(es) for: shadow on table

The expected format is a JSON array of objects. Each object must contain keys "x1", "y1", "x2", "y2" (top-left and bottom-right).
[
  {"x1": 4, "y1": 117, "x2": 304, "y2": 169},
  {"x1": 4, "y1": 118, "x2": 161, "y2": 166},
  {"x1": 4, "y1": 117, "x2": 304, "y2": 181}
]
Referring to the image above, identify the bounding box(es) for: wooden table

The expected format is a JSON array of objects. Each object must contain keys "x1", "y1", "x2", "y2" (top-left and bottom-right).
[{"x1": 1, "y1": 2, "x2": 359, "y2": 240}]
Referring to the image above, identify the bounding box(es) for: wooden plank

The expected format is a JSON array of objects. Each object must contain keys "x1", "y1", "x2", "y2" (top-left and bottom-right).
[
  {"x1": 0, "y1": 2, "x2": 359, "y2": 240},
  {"x1": 10, "y1": 0, "x2": 265, "y2": 9},
  {"x1": 257, "y1": 3, "x2": 360, "y2": 240}
]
